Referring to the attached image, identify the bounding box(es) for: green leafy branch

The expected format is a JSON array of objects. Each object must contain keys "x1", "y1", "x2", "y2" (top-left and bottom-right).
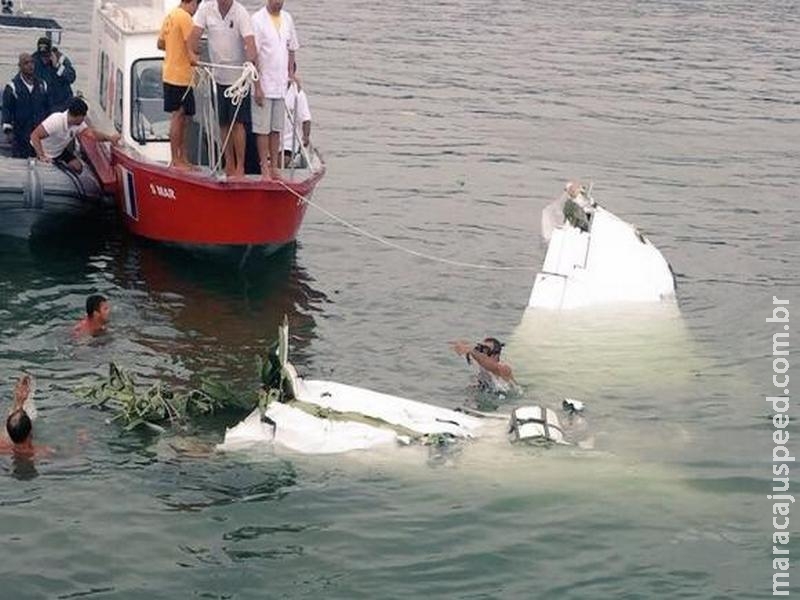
[{"x1": 77, "y1": 363, "x2": 253, "y2": 432}]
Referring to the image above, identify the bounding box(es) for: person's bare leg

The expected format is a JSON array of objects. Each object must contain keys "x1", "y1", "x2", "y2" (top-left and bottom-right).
[
  {"x1": 179, "y1": 115, "x2": 193, "y2": 167},
  {"x1": 220, "y1": 123, "x2": 234, "y2": 175},
  {"x1": 232, "y1": 122, "x2": 246, "y2": 177},
  {"x1": 169, "y1": 109, "x2": 184, "y2": 166},
  {"x1": 66, "y1": 157, "x2": 83, "y2": 174},
  {"x1": 268, "y1": 131, "x2": 281, "y2": 180},
  {"x1": 256, "y1": 133, "x2": 270, "y2": 179}
]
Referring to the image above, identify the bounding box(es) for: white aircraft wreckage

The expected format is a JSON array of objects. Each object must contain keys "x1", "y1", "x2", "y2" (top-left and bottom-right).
[
  {"x1": 530, "y1": 182, "x2": 676, "y2": 310},
  {"x1": 507, "y1": 182, "x2": 698, "y2": 400},
  {"x1": 217, "y1": 321, "x2": 584, "y2": 456},
  {"x1": 219, "y1": 183, "x2": 679, "y2": 457}
]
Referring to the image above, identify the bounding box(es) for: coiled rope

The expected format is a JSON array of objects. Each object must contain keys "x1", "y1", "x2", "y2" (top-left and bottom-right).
[
  {"x1": 213, "y1": 61, "x2": 259, "y2": 106},
  {"x1": 195, "y1": 61, "x2": 259, "y2": 172},
  {"x1": 277, "y1": 181, "x2": 536, "y2": 272}
]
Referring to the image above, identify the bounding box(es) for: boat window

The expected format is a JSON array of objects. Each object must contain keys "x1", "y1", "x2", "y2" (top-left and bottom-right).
[
  {"x1": 130, "y1": 58, "x2": 170, "y2": 143},
  {"x1": 98, "y1": 51, "x2": 109, "y2": 111},
  {"x1": 113, "y1": 68, "x2": 123, "y2": 133}
]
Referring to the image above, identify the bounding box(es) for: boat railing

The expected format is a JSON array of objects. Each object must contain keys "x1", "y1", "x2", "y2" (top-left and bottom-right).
[
  {"x1": 192, "y1": 61, "x2": 319, "y2": 179},
  {"x1": 194, "y1": 61, "x2": 257, "y2": 175}
]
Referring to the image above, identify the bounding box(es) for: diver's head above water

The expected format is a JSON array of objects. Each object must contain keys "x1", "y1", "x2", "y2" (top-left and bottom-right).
[
  {"x1": 6, "y1": 409, "x2": 32, "y2": 444},
  {"x1": 474, "y1": 337, "x2": 504, "y2": 360}
]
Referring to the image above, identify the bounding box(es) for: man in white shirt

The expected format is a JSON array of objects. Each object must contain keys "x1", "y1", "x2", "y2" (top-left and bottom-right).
[
  {"x1": 189, "y1": 0, "x2": 257, "y2": 177},
  {"x1": 29, "y1": 97, "x2": 120, "y2": 174},
  {"x1": 251, "y1": 0, "x2": 298, "y2": 179},
  {"x1": 282, "y1": 62, "x2": 311, "y2": 167}
]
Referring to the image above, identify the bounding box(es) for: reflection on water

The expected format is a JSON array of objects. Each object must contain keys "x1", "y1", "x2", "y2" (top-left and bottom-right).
[
  {"x1": 110, "y1": 240, "x2": 329, "y2": 382},
  {"x1": 0, "y1": 227, "x2": 111, "y2": 281},
  {"x1": 7, "y1": 454, "x2": 40, "y2": 480}
]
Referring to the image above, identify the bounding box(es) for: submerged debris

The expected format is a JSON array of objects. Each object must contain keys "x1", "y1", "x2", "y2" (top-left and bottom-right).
[{"x1": 77, "y1": 362, "x2": 253, "y2": 432}]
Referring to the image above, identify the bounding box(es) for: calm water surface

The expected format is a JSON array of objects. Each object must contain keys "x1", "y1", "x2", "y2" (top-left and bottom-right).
[{"x1": 1, "y1": 1, "x2": 798, "y2": 598}]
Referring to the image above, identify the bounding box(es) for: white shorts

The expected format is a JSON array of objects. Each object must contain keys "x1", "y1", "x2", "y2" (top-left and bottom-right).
[{"x1": 251, "y1": 98, "x2": 285, "y2": 134}]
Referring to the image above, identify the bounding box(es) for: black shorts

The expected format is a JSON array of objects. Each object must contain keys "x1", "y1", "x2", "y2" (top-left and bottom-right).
[
  {"x1": 163, "y1": 82, "x2": 196, "y2": 116},
  {"x1": 216, "y1": 83, "x2": 250, "y2": 126},
  {"x1": 54, "y1": 146, "x2": 77, "y2": 164}
]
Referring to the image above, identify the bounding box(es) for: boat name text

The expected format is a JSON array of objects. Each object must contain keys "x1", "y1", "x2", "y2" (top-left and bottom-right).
[{"x1": 149, "y1": 183, "x2": 176, "y2": 200}]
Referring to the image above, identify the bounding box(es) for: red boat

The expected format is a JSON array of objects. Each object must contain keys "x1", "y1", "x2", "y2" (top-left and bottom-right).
[{"x1": 83, "y1": 0, "x2": 325, "y2": 252}]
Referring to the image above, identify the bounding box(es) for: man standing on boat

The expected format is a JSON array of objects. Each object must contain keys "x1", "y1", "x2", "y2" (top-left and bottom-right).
[
  {"x1": 189, "y1": 0, "x2": 257, "y2": 177},
  {"x1": 282, "y1": 61, "x2": 311, "y2": 167},
  {"x1": 31, "y1": 36, "x2": 76, "y2": 111},
  {"x1": 2, "y1": 53, "x2": 49, "y2": 158},
  {"x1": 251, "y1": 0, "x2": 298, "y2": 180},
  {"x1": 157, "y1": 0, "x2": 200, "y2": 169},
  {"x1": 30, "y1": 97, "x2": 120, "y2": 174}
]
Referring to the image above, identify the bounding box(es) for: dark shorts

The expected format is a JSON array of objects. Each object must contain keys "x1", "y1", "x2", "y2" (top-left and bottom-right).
[
  {"x1": 54, "y1": 146, "x2": 78, "y2": 165},
  {"x1": 216, "y1": 83, "x2": 250, "y2": 126},
  {"x1": 163, "y1": 82, "x2": 196, "y2": 116}
]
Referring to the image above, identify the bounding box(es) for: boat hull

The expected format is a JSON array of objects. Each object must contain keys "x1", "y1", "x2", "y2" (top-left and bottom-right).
[
  {"x1": 111, "y1": 149, "x2": 324, "y2": 248},
  {"x1": 0, "y1": 156, "x2": 109, "y2": 239}
]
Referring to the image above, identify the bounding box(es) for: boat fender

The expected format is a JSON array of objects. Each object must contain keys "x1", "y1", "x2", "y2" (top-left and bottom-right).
[
  {"x1": 23, "y1": 158, "x2": 44, "y2": 209},
  {"x1": 508, "y1": 406, "x2": 565, "y2": 445}
]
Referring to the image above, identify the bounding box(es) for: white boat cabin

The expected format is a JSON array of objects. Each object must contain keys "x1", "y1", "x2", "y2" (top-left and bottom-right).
[{"x1": 89, "y1": 0, "x2": 179, "y2": 164}]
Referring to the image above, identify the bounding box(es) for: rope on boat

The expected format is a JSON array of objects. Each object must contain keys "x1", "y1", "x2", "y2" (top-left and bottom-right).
[
  {"x1": 194, "y1": 62, "x2": 259, "y2": 173},
  {"x1": 221, "y1": 61, "x2": 258, "y2": 107},
  {"x1": 277, "y1": 181, "x2": 536, "y2": 272}
]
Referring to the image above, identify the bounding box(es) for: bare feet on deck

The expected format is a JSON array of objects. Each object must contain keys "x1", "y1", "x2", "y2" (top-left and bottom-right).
[{"x1": 260, "y1": 169, "x2": 284, "y2": 182}]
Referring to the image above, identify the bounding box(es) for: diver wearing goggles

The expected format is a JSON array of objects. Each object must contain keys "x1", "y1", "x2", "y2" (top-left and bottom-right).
[{"x1": 450, "y1": 336, "x2": 517, "y2": 394}]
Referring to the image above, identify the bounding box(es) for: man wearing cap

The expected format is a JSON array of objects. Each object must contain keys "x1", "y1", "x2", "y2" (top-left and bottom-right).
[
  {"x1": 31, "y1": 36, "x2": 76, "y2": 111},
  {"x1": 2, "y1": 52, "x2": 50, "y2": 157}
]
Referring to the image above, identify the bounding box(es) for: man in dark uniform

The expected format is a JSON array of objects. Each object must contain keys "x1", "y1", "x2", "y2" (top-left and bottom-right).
[
  {"x1": 1, "y1": 53, "x2": 50, "y2": 158},
  {"x1": 32, "y1": 36, "x2": 76, "y2": 111}
]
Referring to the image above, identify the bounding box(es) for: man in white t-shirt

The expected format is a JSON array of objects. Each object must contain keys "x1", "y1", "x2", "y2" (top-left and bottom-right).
[
  {"x1": 189, "y1": 0, "x2": 256, "y2": 177},
  {"x1": 282, "y1": 62, "x2": 311, "y2": 167},
  {"x1": 251, "y1": 0, "x2": 298, "y2": 179},
  {"x1": 29, "y1": 97, "x2": 121, "y2": 174}
]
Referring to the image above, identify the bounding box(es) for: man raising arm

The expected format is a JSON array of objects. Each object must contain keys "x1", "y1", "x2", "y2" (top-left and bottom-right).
[{"x1": 0, "y1": 375, "x2": 51, "y2": 457}]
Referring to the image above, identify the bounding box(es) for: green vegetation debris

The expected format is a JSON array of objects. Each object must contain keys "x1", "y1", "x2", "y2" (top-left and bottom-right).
[{"x1": 77, "y1": 362, "x2": 253, "y2": 432}]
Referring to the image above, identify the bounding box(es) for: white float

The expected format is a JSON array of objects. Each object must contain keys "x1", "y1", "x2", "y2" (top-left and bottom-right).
[{"x1": 529, "y1": 183, "x2": 676, "y2": 310}]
